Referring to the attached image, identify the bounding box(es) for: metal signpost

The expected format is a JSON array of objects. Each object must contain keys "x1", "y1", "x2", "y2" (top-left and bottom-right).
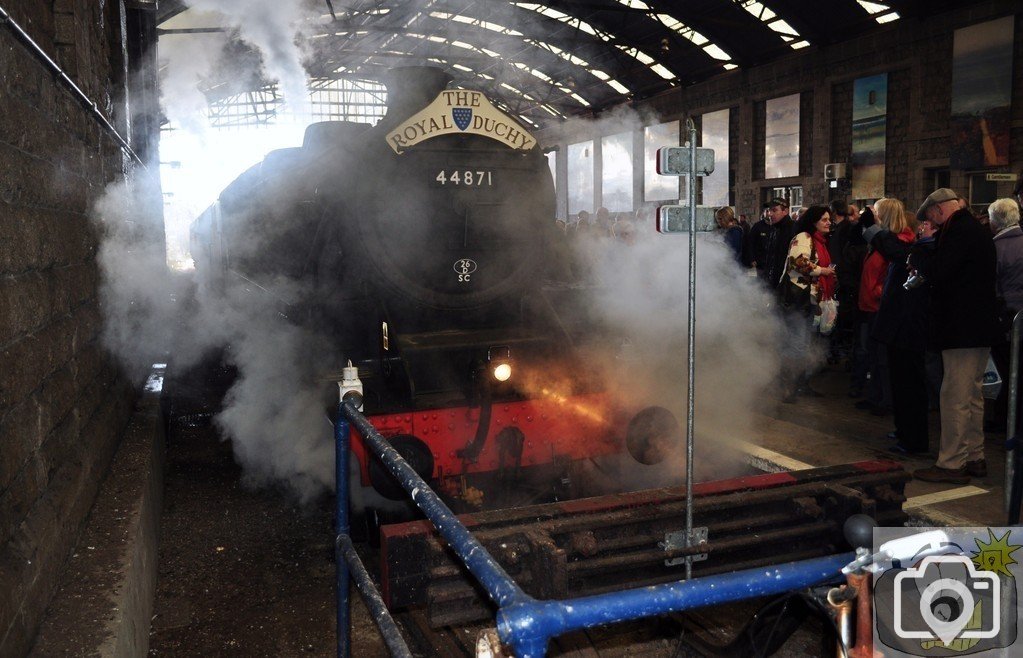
[{"x1": 655, "y1": 120, "x2": 715, "y2": 579}]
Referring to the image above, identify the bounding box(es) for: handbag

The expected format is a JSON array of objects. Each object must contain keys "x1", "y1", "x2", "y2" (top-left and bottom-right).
[
  {"x1": 779, "y1": 278, "x2": 812, "y2": 311},
  {"x1": 818, "y1": 299, "x2": 839, "y2": 335}
]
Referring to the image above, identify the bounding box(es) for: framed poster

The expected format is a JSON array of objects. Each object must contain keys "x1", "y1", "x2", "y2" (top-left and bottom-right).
[
  {"x1": 765, "y1": 94, "x2": 799, "y2": 179},
  {"x1": 851, "y1": 74, "x2": 887, "y2": 200},
  {"x1": 951, "y1": 16, "x2": 1014, "y2": 168}
]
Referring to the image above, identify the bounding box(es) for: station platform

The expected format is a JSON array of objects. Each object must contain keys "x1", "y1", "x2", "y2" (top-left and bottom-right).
[{"x1": 750, "y1": 363, "x2": 1008, "y2": 529}]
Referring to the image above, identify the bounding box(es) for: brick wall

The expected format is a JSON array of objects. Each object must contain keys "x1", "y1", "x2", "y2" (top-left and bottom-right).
[
  {"x1": 539, "y1": 0, "x2": 1023, "y2": 218},
  {"x1": 0, "y1": 2, "x2": 137, "y2": 655}
]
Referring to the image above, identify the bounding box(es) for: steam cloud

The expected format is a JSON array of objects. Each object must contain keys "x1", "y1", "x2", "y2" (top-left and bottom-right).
[{"x1": 174, "y1": 0, "x2": 318, "y2": 116}]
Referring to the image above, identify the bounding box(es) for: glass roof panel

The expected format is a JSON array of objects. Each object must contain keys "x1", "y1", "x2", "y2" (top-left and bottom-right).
[
  {"x1": 735, "y1": 1, "x2": 808, "y2": 50},
  {"x1": 613, "y1": 0, "x2": 651, "y2": 9},
  {"x1": 857, "y1": 1, "x2": 901, "y2": 24},
  {"x1": 434, "y1": 9, "x2": 633, "y2": 94},
  {"x1": 514, "y1": 2, "x2": 676, "y2": 79}
]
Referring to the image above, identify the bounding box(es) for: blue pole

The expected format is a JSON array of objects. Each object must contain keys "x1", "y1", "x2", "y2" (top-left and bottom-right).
[
  {"x1": 336, "y1": 533, "x2": 414, "y2": 658},
  {"x1": 341, "y1": 400, "x2": 527, "y2": 608},
  {"x1": 335, "y1": 413, "x2": 351, "y2": 658},
  {"x1": 497, "y1": 552, "x2": 852, "y2": 658}
]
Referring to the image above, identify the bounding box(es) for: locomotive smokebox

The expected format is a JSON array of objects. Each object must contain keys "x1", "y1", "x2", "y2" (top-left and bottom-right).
[{"x1": 381, "y1": 66, "x2": 453, "y2": 127}]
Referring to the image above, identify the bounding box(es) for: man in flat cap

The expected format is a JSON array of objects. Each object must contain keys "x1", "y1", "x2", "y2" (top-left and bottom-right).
[
  {"x1": 743, "y1": 197, "x2": 795, "y2": 289},
  {"x1": 909, "y1": 188, "x2": 997, "y2": 483}
]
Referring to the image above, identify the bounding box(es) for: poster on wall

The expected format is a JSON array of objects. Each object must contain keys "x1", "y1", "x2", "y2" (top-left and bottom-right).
[
  {"x1": 951, "y1": 16, "x2": 1014, "y2": 169},
  {"x1": 700, "y1": 108, "x2": 730, "y2": 207},
  {"x1": 765, "y1": 94, "x2": 799, "y2": 179},
  {"x1": 602, "y1": 132, "x2": 633, "y2": 212},
  {"x1": 851, "y1": 73, "x2": 887, "y2": 201},
  {"x1": 644, "y1": 121, "x2": 680, "y2": 202},
  {"x1": 567, "y1": 140, "x2": 593, "y2": 216}
]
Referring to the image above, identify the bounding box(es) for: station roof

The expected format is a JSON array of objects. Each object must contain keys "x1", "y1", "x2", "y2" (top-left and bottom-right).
[{"x1": 155, "y1": 0, "x2": 961, "y2": 127}]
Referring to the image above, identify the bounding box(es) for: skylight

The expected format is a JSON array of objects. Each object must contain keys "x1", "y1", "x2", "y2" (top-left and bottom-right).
[
  {"x1": 857, "y1": 1, "x2": 900, "y2": 24},
  {"x1": 431, "y1": 10, "x2": 631, "y2": 95},
  {"x1": 735, "y1": 1, "x2": 808, "y2": 49},
  {"x1": 652, "y1": 13, "x2": 734, "y2": 65},
  {"x1": 514, "y1": 3, "x2": 676, "y2": 79},
  {"x1": 613, "y1": 0, "x2": 650, "y2": 9},
  {"x1": 401, "y1": 32, "x2": 584, "y2": 108}
]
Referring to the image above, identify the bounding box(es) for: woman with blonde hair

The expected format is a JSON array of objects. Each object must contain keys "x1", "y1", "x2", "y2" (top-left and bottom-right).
[
  {"x1": 856, "y1": 198, "x2": 915, "y2": 416},
  {"x1": 865, "y1": 197, "x2": 931, "y2": 453},
  {"x1": 715, "y1": 206, "x2": 743, "y2": 262}
]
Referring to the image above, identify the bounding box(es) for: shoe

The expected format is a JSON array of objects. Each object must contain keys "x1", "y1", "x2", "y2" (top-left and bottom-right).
[
  {"x1": 965, "y1": 459, "x2": 988, "y2": 478},
  {"x1": 797, "y1": 387, "x2": 824, "y2": 398},
  {"x1": 914, "y1": 465, "x2": 970, "y2": 484},
  {"x1": 848, "y1": 388, "x2": 862, "y2": 398},
  {"x1": 887, "y1": 431, "x2": 898, "y2": 441},
  {"x1": 855, "y1": 399, "x2": 874, "y2": 410}
]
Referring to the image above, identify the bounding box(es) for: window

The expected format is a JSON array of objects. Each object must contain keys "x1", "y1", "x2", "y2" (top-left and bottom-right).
[
  {"x1": 601, "y1": 132, "x2": 633, "y2": 212},
  {"x1": 969, "y1": 173, "x2": 998, "y2": 214},
  {"x1": 567, "y1": 140, "x2": 594, "y2": 215},
  {"x1": 644, "y1": 121, "x2": 680, "y2": 202}
]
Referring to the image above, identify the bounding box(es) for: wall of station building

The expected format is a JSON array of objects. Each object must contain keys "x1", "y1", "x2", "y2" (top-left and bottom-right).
[
  {"x1": 540, "y1": 0, "x2": 1023, "y2": 223},
  {"x1": 0, "y1": 2, "x2": 149, "y2": 655}
]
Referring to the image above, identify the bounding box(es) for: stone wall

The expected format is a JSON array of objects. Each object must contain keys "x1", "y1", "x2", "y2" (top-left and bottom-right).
[
  {"x1": 0, "y1": 2, "x2": 138, "y2": 655},
  {"x1": 541, "y1": 0, "x2": 1023, "y2": 219}
]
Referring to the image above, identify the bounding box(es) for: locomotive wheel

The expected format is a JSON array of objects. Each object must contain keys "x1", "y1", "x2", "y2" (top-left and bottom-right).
[
  {"x1": 625, "y1": 406, "x2": 683, "y2": 465},
  {"x1": 368, "y1": 434, "x2": 435, "y2": 501}
]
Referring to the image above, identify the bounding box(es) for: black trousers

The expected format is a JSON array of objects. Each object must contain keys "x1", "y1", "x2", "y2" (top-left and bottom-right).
[{"x1": 888, "y1": 346, "x2": 929, "y2": 452}]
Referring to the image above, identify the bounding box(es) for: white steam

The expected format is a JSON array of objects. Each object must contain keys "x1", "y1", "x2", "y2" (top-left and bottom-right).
[
  {"x1": 158, "y1": 27, "x2": 226, "y2": 133},
  {"x1": 92, "y1": 172, "x2": 338, "y2": 502},
  {"x1": 551, "y1": 108, "x2": 802, "y2": 487},
  {"x1": 94, "y1": 0, "x2": 335, "y2": 503}
]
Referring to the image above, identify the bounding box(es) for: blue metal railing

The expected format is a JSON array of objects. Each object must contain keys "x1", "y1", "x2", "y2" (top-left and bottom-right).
[{"x1": 334, "y1": 398, "x2": 851, "y2": 657}]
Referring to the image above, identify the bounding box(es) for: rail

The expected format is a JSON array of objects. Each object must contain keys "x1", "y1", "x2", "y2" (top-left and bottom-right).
[
  {"x1": 1006, "y1": 310, "x2": 1023, "y2": 523},
  {"x1": 333, "y1": 398, "x2": 852, "y2": 657},
  {"x1": 0, "y1": 4, "x2": 145, "y2": 167}
]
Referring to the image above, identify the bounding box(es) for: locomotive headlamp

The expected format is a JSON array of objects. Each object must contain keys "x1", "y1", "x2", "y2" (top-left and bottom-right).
[
  {"x1": 487, "y1": 346, "x2": 512, "y2": 383},
  {"x1": 493, "y1": 363, "x2": 512, "y2": 382}
]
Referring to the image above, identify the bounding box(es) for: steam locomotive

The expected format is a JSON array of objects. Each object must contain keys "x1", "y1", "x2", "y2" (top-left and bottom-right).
[
  {"x1": 190, "y1": 71, "x2": 912, "y2": 650},
  {"x1": 190, "y1": 67, "x2": 651, "y2": 512}
]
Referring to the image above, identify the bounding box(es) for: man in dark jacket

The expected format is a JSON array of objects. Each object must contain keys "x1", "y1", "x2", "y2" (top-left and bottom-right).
[
  {"x1": 909, "y1": 188, "x2": 997, "y2": 484},
  {"x1": 744, "y1": 198, "x2": 794, "y2": 289}
]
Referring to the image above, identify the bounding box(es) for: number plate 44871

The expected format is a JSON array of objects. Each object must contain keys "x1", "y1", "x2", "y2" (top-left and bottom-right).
[{"x1": 434, "y1": 170, "x2": 493, "y2": 186}]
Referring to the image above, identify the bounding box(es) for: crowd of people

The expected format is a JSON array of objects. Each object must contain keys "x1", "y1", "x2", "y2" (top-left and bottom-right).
[
  {"x1": 558, "y1": 206, "x2": 639, "y2": 245},
  {"x1": 720, "y1": 186, "x2": 1023, "y2": 485}
]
